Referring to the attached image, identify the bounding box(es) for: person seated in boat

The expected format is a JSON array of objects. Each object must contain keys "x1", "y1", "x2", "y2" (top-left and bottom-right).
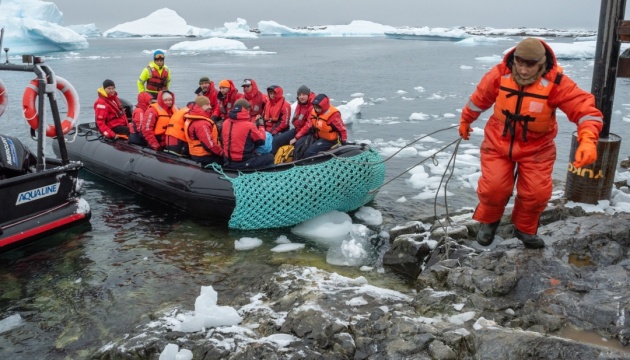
[
  {"x1": 211, "y1": 79, "x2": 243, "y2": 130},
  {"x1": 94, "y1": 79, "x2": 130, "y2": 140},
  {"x1": 194, "y1": 76, "x2": 219, "y2": 111},
  {"x1": 272, "y1": 84, "x2": 315, "y2": 155},
  {"x1": 222, "y1": 99, "x2": 274, "y2": 170},
  {"x1": 290, "y1": 93, "x2": 347, "y2": 160},
  {"x1": 164, "y1": 101, "x2": 196, "y2": 156},
  {"x1": 260, "y1": 85, "x2": 291, "y2": 154},
  {"x1": 129, "y1": 92, "x2": 153, "y2": 146},
  {"x1": 184, "y1": 96, "x2": 223, "y2": 166},
  {"x1": 241, "y1": 79, "x2": 267, "y2": 120},
  {"x1": 141, "y1": 90, "x2": 178, "y2": 151},
  {"x1": 137, "y1": 50, "x2": 170, "y2": 99}
]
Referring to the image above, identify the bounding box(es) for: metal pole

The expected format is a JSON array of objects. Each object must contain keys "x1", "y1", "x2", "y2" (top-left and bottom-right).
[{"x1": 591, "y1": 0, "x2": 626, "y2": 138}]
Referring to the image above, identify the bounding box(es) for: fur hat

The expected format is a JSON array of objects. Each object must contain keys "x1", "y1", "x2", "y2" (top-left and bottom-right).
[
  {"x1": 514, "y1": 38, "x2": 545, "y2": 61},
  {"x1": 199, "y1": 76, "x2": 210, "y2": 84},
  {"x1": 234, "y1": 98, "x2": 251, "y2": 110},
  {"x1": 102, "y1": 79, "x2": 115, "y2": 89},
  {"x1": 219, "y1": 79, "x2": 231, "y2": 88},
  {"x1": 297, "y1": 85, "x2": 310, "y2": 95},
  {"x1": 195, "y1": 96, "x2": 210, "y2": 107}
]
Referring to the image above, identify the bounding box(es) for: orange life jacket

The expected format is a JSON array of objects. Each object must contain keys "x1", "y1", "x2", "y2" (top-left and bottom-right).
[
  {"x1": 492, "y1": 73, "x2": 559, "y2": 135},
  {"x1": 165, "y1": 107, "x2": 190, "y2": 142},
  {"x1": 146, "y1": 66, "x2": 169, "y2": 92},
  {"x1": 184, "y1": 116, "x2": 219, "y2": 157},
  {"x1": 150, "y1": 103, "x2": 172, "y2": 136},
  {"x1": 311, "y1": 105, "x2": 341, "y2": 141}
]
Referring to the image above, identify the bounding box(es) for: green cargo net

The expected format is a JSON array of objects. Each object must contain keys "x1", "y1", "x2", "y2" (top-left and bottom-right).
[{"x1": 219, "y1": 148, "x2": 385, "y2": 230}]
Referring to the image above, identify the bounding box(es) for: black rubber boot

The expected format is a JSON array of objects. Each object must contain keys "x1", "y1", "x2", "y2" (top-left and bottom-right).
[
  {"x1": 513, "y1": 228, "x2": 545, "y2": 249},
  {"x1": 476, "y1": 220, "x2": 500, "y2": 246}
]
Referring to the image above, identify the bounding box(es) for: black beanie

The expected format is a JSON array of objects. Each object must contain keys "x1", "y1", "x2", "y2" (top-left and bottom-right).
[
  {"x1": 103, "y1": 79, "x2": 115, "y2": 88},
  {"x1": 297, "y1": 85, "x2": 310, "y2": 95}
]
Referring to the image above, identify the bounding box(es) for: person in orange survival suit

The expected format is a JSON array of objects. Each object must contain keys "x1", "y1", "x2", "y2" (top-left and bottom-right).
[{"x1": 458, "y1": 37, "x2": 603, "y2": 249}]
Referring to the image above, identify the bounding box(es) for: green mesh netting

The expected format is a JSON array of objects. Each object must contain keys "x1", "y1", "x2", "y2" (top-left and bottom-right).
[{"x1": 221, "y1": 148, "x2": 385, "y2": 230}]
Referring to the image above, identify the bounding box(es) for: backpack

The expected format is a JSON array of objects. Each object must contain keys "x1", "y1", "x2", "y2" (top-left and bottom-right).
[{"x1": 274, "y1": 145, "x2": 294, "y2": 164}]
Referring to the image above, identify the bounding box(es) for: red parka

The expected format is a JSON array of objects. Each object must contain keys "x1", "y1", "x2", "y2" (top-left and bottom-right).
[
  {"x1": 221, "y1": 106, "x2": 267, "y2": 162},
  {"x1": 129, "y1": 92, "x2": 154, "y2": 138},
  {"x1": 242, "y1": 79, "x2": 268, "y2": 119},
  {"x1": 460, "y1": 39, "x2": 603, "y2": 234},
  {"x1": 94, "y1": 87, "x2": 127, "y2": 139},
  {"x1": 195, "y1": 82, "x2": 219, "y2": 112},
  {"x1": 212, "y1": 80, "x2": 243, "y2": 121},
  {"x1": 292, "y1": 91, "x2": 316, "y2": 133},
  {"x1": 263, "y1": 85, "x2": 291, "y2": 135}
]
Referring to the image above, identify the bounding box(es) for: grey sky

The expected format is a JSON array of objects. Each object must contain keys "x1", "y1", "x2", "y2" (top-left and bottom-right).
[{"x1": 45, "y1": 0, "x2": 625, "y2": 32}]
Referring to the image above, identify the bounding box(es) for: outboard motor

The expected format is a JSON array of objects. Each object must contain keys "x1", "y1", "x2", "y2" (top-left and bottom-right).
[{"x1": 0, "y1": 134, "x2": 35, "y2": 179}]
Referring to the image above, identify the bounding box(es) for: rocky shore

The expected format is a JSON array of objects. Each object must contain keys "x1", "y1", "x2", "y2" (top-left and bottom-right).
[{"x1": 93, "y1": 197, "x2": 630, "y2": 360}]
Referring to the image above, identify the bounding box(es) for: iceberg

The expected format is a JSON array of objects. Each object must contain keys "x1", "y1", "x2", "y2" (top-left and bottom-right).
[
  {"x1": 103, "y1": 8, "x2": 210, "y2": 38},
  {"x1": 67, "y1": 24, "x2": 102, "y2": 39},
  {"x1": 0, "y1": 0, "x2": 88, "y2": 54},
  {"x1": 257, "y1": 20, "x2": 396, "y2": 37},
  {"x1": 385, "y1": 26, "x2": 471, "y2": 41}
]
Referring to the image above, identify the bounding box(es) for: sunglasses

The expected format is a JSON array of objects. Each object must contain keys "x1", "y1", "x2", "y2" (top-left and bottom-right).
[{"x1": 514, "y1": 55, "x2": 540, "y2": 67}]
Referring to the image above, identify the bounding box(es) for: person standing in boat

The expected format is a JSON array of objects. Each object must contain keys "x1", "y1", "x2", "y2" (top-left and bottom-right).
[
  {"x1": 184, "y1": 96, "x2": 223, "y2": 166},
  {"x1": 194, "y1": 76, "x2": 219, "y2": 112},
  {"x1": 222, "y1": 99, "x2": 274, "y2": 170},
  {"x1": 241, "y1": 79, "x2": 268, "y2": 120},
  {"x1": 211, "y1": 79, "x2": 243, "y2": 130},
  {"x1": 94, "y1": 79, "x2": 130, "y2": 140},
  {"x1": 272, "y1": 84, "x2": 315, "y2": 155},
  {"x1": 290, "y1": 93, "x2": 347, "y2": 160},
  {"x1": 458, "y1": 37, "x2": 603, "y2": 249},
  {"x1": 137, "y1": 50, "x2": 170, "y2": 99},
  {"x1": 142, "y1": 90, "x2": 178, "y2": 151},
  {"x1": 128, "y1": 92, "x2": 153, "y2": 146}
]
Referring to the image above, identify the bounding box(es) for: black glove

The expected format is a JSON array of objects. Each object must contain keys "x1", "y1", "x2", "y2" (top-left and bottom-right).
[
  {"x1": 211, "y1": 115, "x2": 219, "y2": 122},
  {"x1": 341, "y1": 140, "x2": 347, "y2": 146},
  {"x1": 256, "y1": 118, "x2": 265, "y2": 127}
]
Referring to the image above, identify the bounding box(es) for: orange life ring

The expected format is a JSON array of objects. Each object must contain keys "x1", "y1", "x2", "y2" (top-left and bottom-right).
[
  {"x1": 0, "y1": 79, "x2": 7, "y2": 117},
  {"x1": 22, "y1": 76, "x2": 80, "y2": 137}
]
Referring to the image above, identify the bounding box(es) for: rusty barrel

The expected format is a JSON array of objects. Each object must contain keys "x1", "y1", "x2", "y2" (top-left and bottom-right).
[{"x1": 564, "y1": 132, "x2": 621, "y2": 204}]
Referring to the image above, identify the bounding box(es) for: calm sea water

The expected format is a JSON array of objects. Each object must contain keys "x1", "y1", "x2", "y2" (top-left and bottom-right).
[{"x1": 1, "y1": 36, "x2": 630, "y2": 358}]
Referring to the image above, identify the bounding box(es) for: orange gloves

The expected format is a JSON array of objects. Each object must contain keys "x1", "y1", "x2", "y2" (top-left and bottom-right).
[
  {"x1": 572, "y1": 130, "x2": 598, "y2": 168},
  {"x1": 459, "y1": 121, "x2": 472, "y2": 140}
]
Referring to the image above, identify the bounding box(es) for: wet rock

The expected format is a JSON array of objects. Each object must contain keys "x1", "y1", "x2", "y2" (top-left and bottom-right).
[{"x1": 382, "y1": 234, "x2": 433, "y2": 278}]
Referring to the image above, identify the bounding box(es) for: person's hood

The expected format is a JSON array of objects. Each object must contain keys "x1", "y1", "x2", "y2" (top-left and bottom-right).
[
  {"x1": 157, "y1": 90, "x2": 175, "y2": 108},
  {"x1": 266, "y1": 85, "x2": 284, "y2": 104},
  {"x1": 136, "y1": 92, "x2": 154, "y2": 110},
  {"x1": 312, "y1": 93, "x2": 330, "y2": 113},
  {"x1": 243, "y1": 79, "x2": 261, "y2": 99}
]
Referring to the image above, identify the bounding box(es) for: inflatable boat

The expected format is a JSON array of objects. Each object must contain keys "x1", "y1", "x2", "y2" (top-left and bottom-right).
[
  {"x1": 0, "y1": 54, "x2": 91, "y2": 251},
  {"x1": 54, "y1": 122, "x2": 385, "y2": 230}
]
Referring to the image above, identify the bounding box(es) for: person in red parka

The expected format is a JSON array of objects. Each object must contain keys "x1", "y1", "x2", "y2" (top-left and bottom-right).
[
  {"x1": 141, "y1": 90, "x2": 177, "y2": 151},
  {"x1": 291, "y1": 93, "x2": 347, "y2": 160},
  {"x1": 94, "y1": 79, "x2": 129, "y2": 140},
  {"x1": 222, "y1": 98, "x2": 274, "y2": 170},
  {"x1": 184, "y1": 96, "x2": 223, "y2": 166},
  {"x1": 212, "y1": 79, "x2": 243, "y2": 130},
  {"x1": 194, "y1": 76, "x2": 219, "y2": 111},
  {"x1": 459, "y1": 38, "x2": 604, "y2": 249},
  {"x1": 241, "y1": 79, "x2": 268, "y2": 120},
  {"x1": 272, "y1": 84, "x2": 315, "y2": 154},
  {"x1": 129, "y1": 91, "x2": 153, "y2": 146}
]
